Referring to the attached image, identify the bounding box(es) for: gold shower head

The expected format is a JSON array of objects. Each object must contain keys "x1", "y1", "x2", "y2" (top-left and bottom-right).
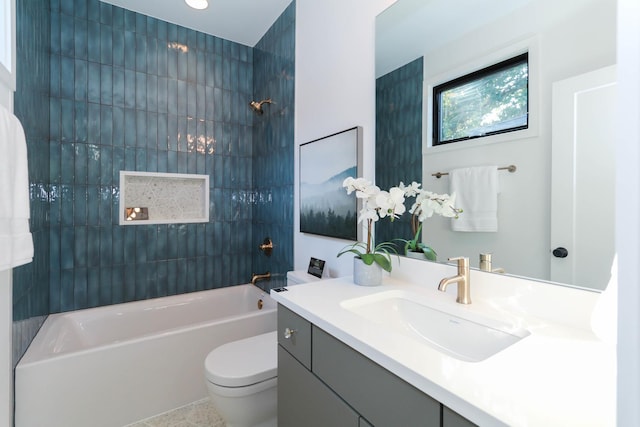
[{"x1": 249, "y1": 98, "x2": 273, "y2": 115}]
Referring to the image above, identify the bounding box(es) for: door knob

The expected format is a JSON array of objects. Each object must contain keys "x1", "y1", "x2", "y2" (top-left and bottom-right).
[
  {"x1": 284, "y1": 328, "x2": 296, "y2": 339},
  {"x1": 552, "y1": 247, "x2": 569, "y2": 258}
]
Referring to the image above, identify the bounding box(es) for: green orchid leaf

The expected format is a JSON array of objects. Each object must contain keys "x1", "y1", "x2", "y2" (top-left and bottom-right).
[
  {"x1": 372, "y1": 253, "x2": 392, "y2": 272},
  {"x1": 420, "y1": 246, "x2": 437, "y2": 261}
]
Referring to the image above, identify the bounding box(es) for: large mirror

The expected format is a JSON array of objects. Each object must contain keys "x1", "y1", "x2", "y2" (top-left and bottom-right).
[{"x1": 375, "y1": 0, "x2": 617, "y2": 289}]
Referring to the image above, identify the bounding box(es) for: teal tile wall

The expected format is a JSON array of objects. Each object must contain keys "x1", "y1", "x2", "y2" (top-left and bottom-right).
[
  {"x1": 251, "y1": 2, "x2": 295, "y2": 290},
  {"x1": 13, "y1": 0, "x2": 295, "y2": 320},
  {"x1": 375, "y1": 57, "x2": 423, "y2": 250},
  {"x1": 13, "y1": 0, "x2": 50, "y2": 321},
  {"x1": 47, "y1": 0, "x2": 255, "y2": 312}
]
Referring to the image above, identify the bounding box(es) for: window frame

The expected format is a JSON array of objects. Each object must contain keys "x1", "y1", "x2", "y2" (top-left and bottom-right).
[{"x1": 432, "y1": 52, "x2": 529, "y2": 146}]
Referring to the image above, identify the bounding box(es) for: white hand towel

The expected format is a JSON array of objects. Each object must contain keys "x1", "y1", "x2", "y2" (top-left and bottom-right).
[
  {"x1": 449, "y1": 166, "x2": 499, "y2": 232},
  {"x1": 0, "y1": 104, "x2": 33, "y2": 270}
]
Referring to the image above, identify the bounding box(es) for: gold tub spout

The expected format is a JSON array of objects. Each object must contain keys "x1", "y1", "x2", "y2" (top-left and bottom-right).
[{"x1": 251, "y1": 272, "x2": 271, "y2": 286}]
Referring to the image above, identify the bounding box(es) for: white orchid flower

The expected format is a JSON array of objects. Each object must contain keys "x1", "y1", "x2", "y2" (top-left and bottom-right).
[{"x1": 399, "y1": 181, "x2": 421, "y2": 197}]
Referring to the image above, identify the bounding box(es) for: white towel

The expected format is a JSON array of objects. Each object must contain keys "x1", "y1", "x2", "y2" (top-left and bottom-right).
[
  {"x1": 449, "y1": 166, "x2": 499, "y2": 232},
  {"x1": 0, "y1": 104, "x2": 33, "y2": 270}
]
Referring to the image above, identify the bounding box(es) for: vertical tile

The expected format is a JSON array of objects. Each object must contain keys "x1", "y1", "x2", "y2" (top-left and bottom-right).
[
  {"x1": 74, "y1": 17, "x2": 88, "y2": 60},
  {"x1": 100, "y1": 64, "x2": 113, "y2": 105},
  {"x1": 99, "y1": 185, "x2": 112, "y2": 225},
  {"x1": 99, "y1": 1, "x2": 113, "y2": 25},
  {"x1": 177, "y1": 80, "x2": 187, "y2": 114},
  {"x1": 74, "y1": 225, "x2": 87, "y2": 268},
  {"x1": 112, "y1": 30, "x2": 125, "y2": 68},
  {"x1": 74, "y1": 59, "x2": 87, "y2": 101},
  {"x1": 87, "y1": 19, "x2": 100, "y2": 63},
  {"x1": 74, "y1": 101, "x2": 87, "y2": 143},
  {"x1": 135, "y1": 71, "x2": 146, "y2": 109},
  {"x1": 135, "y1": 12, "x2": 146, "y2": 35},
  {"x1": 111, "y1": 265, "x2": 124, "y2": 304},
  {"x1": 112, "y1": 106, "x2": 124, "y2": 146},
  {"x1": 124, "y1": 68, "x2": 136, "y2": 108},
  {"x1": 99, "y1": 267, "x2": 112, "y2": 305},
  {"x1": 112, "y1": 68, "x2": 124, "y2": 107},
  {"x1": 100, "y1": 24, "x2": 113, "y2": 64},
  {"x1": 87, "y1": 62, "x2": 101, "y2": 103},
  {"x1": 112, "y1": 225, "x2": 124, "y2": 265},
  {"x1": 167, "y1": 78, "x2": 177, "y2": 115},
  {"x1": 147, "y1": 36, "x2": 158, "y2": 74},
  {"x1": 60, "y1": 56, "x2": 75, "y2": 99},
  {"x1": 87, "y1": 145, "x2": 101, "y2": 185},
  {"x1": 124, "y1": 108, "x2": 136, "y2": 147},
  {"x1": 187, "y1": 49, "x2": 197, "y2": 83},
  {"x1": 87, "y1": 0, "x2": 100, "y2": 22},
  {"x1": 124, "y1": 31, "x2": 136, "y2": 70},
  {"x1": 135, "y1": 110, "x2": 146, "y2": 148},
  {"x1": 74, "y1": 267, "x2": 88, "y2": 309},
  {"x1": 100, "y1": 105, "x2": 113, "y2": 145},
  {"x1": 146, "y1": 74, "x2": 158, "y2": 112},
  {"x1": 146, "y1": 112, "x2": 158, "y2": 150},
  {"x1": 112, "y1": 6, "x2": 124, "y2": 30},
  {"x1": 157, "y1": 40, "x2": 168, "y2": 77},
  {"x1": 60, "y1": 13, "x2": 74, "y2": 57},
  {"x1": 167, "y1": 46, "x2": 178, "y2": 79},
  {"x1": 87, "y1": 226, "x2": 100, "y2": 267},
  {"x1": 135, "y1": 34, "x2": 147, "y2": 72},
  {"x1": 123, "y1": 9, "x2": 136, "y2": 32}
]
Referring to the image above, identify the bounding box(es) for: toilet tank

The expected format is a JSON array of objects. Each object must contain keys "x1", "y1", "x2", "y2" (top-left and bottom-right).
[{"x1": 286, "y1": 270, "x2": 323, "y2": 286}]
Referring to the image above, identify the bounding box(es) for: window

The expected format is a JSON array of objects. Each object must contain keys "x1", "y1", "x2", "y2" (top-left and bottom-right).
[{"x1": 433, "y1": 53, "x2": 528, "y2": 146}]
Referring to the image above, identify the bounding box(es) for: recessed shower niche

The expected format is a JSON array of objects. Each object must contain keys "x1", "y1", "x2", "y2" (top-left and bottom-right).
[{"x1": 119, "y1": 171, "x2": 210, "y2": 225}]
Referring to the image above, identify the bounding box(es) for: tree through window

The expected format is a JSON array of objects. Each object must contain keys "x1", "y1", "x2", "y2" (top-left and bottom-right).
[{"x1": 433, "y1": 53, "x2": 528, "y2": 145}]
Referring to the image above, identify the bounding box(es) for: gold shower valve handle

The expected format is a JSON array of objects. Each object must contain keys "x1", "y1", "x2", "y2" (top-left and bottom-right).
[{"x1": 259, "y1": 237, "x2": 273, "y2": 256}]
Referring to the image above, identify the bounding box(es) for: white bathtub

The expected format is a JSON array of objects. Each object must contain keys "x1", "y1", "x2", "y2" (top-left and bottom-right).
[{"x1": 15, "y1": 284, "x2": 277, "y2": 427}]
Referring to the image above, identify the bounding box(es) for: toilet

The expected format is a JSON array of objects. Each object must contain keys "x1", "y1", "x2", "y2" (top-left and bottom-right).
[{"x1": 204, "y1": 270, "x2": 322, "y2": 427}]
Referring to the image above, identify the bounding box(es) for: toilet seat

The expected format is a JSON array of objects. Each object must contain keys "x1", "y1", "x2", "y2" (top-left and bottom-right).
[{"x1": 205, "y1": 331, "x2": 277, "y2": 388}]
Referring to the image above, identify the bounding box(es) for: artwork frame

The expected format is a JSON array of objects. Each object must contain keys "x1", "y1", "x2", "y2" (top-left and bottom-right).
[{"x1": 299, "y1": 126, "x2": 363, "y2": 241}]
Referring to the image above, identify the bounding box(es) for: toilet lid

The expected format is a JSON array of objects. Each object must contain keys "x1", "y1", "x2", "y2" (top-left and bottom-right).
[{"x1": 205, "y1": 331, "x2": 277, "y2": 387}]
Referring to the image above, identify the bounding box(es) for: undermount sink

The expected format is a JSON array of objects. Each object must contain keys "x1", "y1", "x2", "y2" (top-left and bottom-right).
[{"x1": 341, "y1": 291, "x2": 529, "y2": 362}]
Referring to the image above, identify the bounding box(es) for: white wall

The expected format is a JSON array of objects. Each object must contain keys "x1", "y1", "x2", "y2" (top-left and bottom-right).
[
  {"x1": 616, "y1": 0, "x2": 640, "y2": 423},
  {"x1": 294, "y1": 0, "x2": 395, "y2": 277},
  {"x1": 0, "y1": 0, "x2": 15, "y2": 424},
  {"x1": 416, "y1": 0, "x2": 616, "y2": 282}
]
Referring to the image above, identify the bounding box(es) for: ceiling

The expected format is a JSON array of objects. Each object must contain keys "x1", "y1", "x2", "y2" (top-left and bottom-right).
[
  {"x1": 100, "y1": 0, "x2": 293, "y2": 47},
  {"x1": 375, "y1": 0, "x2": 535, "y2": 77}
]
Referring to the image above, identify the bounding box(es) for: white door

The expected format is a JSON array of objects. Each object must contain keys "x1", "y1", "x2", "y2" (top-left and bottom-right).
[{"x1": 550, "y1": 66, "x2": 616, "y2": 290}]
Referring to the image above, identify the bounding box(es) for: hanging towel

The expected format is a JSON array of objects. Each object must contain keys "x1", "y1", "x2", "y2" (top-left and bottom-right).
[
  {"x1": 449, "y1": 166, "x2": 499, "y2": 232},
  {"x1": 0, "y1": 104, "x2": 33, "y2": 270}
]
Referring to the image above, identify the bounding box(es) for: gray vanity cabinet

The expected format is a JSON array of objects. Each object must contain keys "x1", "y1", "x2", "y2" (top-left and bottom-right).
[
  {"x1": 278, "y1": 346, "x2": 360, "y2": 426},
  {"x1": 443, "y1": 406, "x2": 477, "y2": 427},
  {"x1": 277, "y1": 303, "x2": 477, "y2": 427},
  {"x1": 313, "y1": 327, "x2": 441, "y2": 426}
]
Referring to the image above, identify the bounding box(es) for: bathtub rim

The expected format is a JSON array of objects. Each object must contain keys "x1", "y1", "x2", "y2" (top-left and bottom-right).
[{"x1": 17, "y1": 283, "x2": 276, "y2": 367}]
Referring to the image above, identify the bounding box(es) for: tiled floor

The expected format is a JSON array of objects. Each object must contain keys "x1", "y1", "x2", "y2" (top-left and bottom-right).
[{"x1": 126, "y1": 398, "x2": 226, "y2": 427}]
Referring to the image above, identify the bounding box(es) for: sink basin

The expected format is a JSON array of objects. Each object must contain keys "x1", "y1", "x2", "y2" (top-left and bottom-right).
[{"x1": 341, "y1": 291, "x2": 529, "y2": 362}]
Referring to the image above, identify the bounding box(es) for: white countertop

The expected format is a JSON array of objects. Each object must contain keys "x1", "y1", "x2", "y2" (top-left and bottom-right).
[{"x1": 272, "y1": 264, "x2": 616, "y2": 426}]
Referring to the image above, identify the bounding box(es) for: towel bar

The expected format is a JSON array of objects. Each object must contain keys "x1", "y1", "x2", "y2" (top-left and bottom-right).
[{"x1": 432, "y1": 165, "x2": 517, "y2": 179}]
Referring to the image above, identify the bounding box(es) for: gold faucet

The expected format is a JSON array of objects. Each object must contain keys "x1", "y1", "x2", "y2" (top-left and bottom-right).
[
  {"x1": 479, "y1": 253, "x2": 505, "y2": 274},
  {"x1": 251, "y1": 272, "x2": 271, "y2": 286},
  {"x1": 438, "y1": 257, "x2": 471, "y2": 304}
]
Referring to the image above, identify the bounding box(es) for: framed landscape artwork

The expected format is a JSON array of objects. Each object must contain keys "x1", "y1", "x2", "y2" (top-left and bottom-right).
[{"x1": 299, "y1": 126, "x2": 363, "y2": 240}]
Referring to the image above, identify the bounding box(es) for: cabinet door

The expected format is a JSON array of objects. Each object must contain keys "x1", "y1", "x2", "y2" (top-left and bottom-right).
[
  {"x1": 443, "y1": 406, "x2": 478, "y2": 427},
  {"x1": 278, "y1": 346, "x2": 359, "y2": 427},
  {"x1": 313, "y1": 326, "x2": 441, "y2": 426},
  {"x1": 277, "y1": 304, "x2": 312, "y2": 368}
]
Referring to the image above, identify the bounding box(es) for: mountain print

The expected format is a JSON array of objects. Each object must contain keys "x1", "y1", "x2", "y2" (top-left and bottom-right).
[{"x1": 300, "y1": 167, "x2": 357, "y2": 240}]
